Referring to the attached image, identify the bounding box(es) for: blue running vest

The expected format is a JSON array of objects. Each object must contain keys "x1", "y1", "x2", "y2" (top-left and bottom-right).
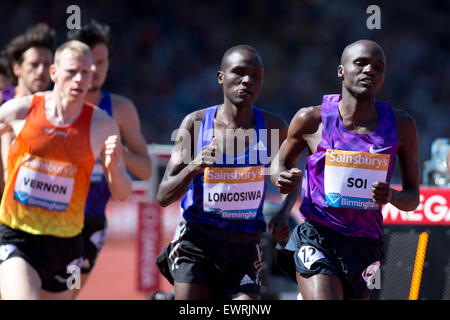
[
  {"x1": 84, "y1": 92, "x2": 112, "y2": 216},
  {"x1": 180, "y1": 105, "x2": 269, "y2": 234}
]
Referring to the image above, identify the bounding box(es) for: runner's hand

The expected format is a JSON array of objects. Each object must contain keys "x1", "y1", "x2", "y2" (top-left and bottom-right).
[
  {"x1": 268, "y1": 213, "x2": 290, "y2": 242},
  {"x1": 104, "y1": 135, "x2": 123, "y2": 169},
  {"x1": 276, "y1": 168, "x2": 303, "y2": 194},
  {"x1": 372, "y1": 181, "x2": 392, "y2": 204},
  {"x1": 192, "y1": 137, "x2": 218, "y2": 172}
]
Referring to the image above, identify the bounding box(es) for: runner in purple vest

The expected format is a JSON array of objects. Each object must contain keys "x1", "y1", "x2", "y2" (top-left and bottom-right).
[
  {"x1": 67, "y1": 20, "x2": 151, "y2": 299},
  {"x1": 270, "y1": 40, "x2": 420, "y2": 300}
]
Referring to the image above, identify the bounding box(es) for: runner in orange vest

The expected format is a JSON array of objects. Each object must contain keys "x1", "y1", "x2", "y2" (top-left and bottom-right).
[{"x1": 0, "y1": 40, "x2": 132, "y2": 300}]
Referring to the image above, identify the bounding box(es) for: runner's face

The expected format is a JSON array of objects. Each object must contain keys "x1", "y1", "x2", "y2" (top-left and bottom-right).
[
  {"x1": 52, "y1": 51, "x2": 92, "y2": 102},
  {"x1": 339, "y1": 43, "x2": 385, "y2": 97},
  {"x1": 90, "y1": 43, "x2": 109, "y2": 91},
  {"x1": 15, "y1": 47, "x2": 52, "y2": 94},
  {"x1": 218, "y1": 50, "x2": 263, "y2": 108}
]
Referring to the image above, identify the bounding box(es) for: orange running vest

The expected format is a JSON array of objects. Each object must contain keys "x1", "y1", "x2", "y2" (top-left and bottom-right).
[{"x1": 0, "y1": 95, "x2": 95, "y2": 237}]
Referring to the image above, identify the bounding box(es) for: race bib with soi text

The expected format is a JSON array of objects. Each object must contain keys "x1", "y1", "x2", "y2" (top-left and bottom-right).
[
  {"x1": 324, "y1": 149, "x2": 390, "y2": 210},
  {"x1": 203, "y1": 166, "x2": 265, "y2": 220},
  {"x1": 14, "y1": 154, "x2": 76, "y2": 212}
]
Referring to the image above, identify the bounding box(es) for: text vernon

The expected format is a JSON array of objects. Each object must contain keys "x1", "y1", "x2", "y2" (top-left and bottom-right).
[{"x1": 23, "y1": 178, "x2": 68, "y2": 194}]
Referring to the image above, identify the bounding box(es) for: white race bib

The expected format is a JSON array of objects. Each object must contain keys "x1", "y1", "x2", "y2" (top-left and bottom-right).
[
  {"x1": 14, "y1": 154, "x2": 76, "y2": 212},
  {"x1": 203, "y1": 166, "x2": 265, "y2": 220},
  {"x1": 324, "y1": 149, "x2": 390, "y2": 210}
]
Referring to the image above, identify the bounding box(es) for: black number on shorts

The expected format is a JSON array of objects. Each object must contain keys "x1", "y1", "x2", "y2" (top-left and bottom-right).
[{"x1": 301, "y1": 246, "x2": 316, "y2": 264}]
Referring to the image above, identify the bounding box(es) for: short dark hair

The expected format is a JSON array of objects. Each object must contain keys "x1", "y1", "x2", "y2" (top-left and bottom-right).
[
  {"x1": 220, "y1": 44, "x2": 262, "y2": 70},
  {"x1": 67, "y1": 20, "x2": 112, "y2": 58},
  {"x1": 5, "y1": 23, "x2": 56, "y2": 66}
]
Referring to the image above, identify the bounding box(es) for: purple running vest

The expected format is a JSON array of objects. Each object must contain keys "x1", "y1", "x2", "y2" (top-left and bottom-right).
[
  {"x1": 299, "y1": 94, "x2": 399, "y2": 239},
  {"x1": 1, "y1": 87, "x2": 15, "y2": 103}
]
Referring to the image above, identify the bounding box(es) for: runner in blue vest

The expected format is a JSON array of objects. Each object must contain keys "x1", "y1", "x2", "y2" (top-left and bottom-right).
[
  {"x1": 67, "y1": 20, "x2": 151, "y2": 297},
  {"x1": 156, "y1": 45, "x2": 295, "y2": 300}
]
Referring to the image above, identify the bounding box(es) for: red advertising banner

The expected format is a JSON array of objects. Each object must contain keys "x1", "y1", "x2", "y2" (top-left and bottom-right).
[
  {"x1": 137, "y1": 202, "x2": 162, "y2": 292},
  {"x1": 382, "y1": 187, "x2": 450, "y2": 225}
]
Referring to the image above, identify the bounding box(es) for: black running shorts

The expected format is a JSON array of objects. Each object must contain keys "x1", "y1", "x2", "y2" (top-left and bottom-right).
[
  {"x1": 156, "y1": 221, "x2": 263, "y2": 299},
  {"x1": 0, "y1": 224, "x2": 83, "y2": 292},
  {"x1": 80, "y1": 214, "x2": 108, "y2": 274},
  {"x1": 284, "y1": 221, "x2": 384, "y2": 299}
]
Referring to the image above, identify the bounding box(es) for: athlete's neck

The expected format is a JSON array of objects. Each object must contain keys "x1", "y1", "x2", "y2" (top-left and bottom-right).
[
  {"x1": 45, "y1": 88, "x2": 85, "y2": 126},
  {"x1": 14, "y1": 81, "x2": 33, "y2": 98},
  {"x1": 217, "y1": 101, "x2": 254, "y2": 129},
  {"x1": 339, "y1": 89, "x2": 378, "y2": 129},
  {"x1": 85, "y1": 88, "x2": 102, "y2": 105}
]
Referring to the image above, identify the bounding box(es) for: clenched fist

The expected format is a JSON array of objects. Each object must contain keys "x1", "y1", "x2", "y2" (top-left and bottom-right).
[
  {"x1": 372, "y1": 181, "x2": 393, "y2": 205},
  {"x1": 192, "y1": 137, "x2": 218, "y2": 172},
  {"x1": 104, "y1": 135, "x2": 124, "y2": 169},
  {"x1": 276, "y1": 168, "x2": 303, "y2": 194}
]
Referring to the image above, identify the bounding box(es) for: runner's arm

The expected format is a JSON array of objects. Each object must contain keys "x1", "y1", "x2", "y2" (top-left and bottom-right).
[
  {"x1": 113, "y1": 95, "x2": 152, "y2": 180},
  {"x1": 262, "y1": 113, "x2": 297, "y2": 240},
  {"x1": 102, "y1": 132, "x2": 133, "y2": 201},
  {"x1": 92, "y1": 110, "x2": 133, "y2": 201},
  {"x1": 372, "y1": 110, "x2": 420, "y2": 211},
  {"x1": 157, "y1": 111, "x2": 216, "y2": 207},
  {"x1": 270, "y1": 106, "x2": 320, "y2": 194},
  {"x1": 0, "y1": 96, "x2": 31, "y2": 136}
]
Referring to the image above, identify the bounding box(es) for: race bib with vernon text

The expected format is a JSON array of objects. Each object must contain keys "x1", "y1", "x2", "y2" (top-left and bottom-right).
[{"x1": 14, "y1": 154, "x2": 77, "y2": 212}]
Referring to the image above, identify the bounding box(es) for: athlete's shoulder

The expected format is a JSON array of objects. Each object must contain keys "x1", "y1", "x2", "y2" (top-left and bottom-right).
[
  {"x1": 392, "y1": 107, "x2": 415, "y2": 121},
  {"x1": 2, "y1": 94, "x2": 33, "y2": 109},
  {"x1": 295, "y1": 105, "x2": 322, "y2": 121},
  {"x1": 35, "y1": 90, "x2": 51, "y2": 97},
  {"x1": 109, "y1": 93, "x2": 137, "y2": 117},
  {"x1": 92, "y1": 103, "x2": 117, "y2": 128},
  {"x1": 392, "y1": 107, "x2": 418, "y2": 145},
  {"x1": 257, "y1": 108, "x2": 288, "y2": 130},
  {"x1": 180, "y1": 108, "x2": 209, "y2": 128},
  {"x1": 0, "y1": 94, "x2": 33, "y2": 122},
  {"x1": 110, "y1": 93, "x2": 134, "y2": 109},
  {"x1": 291, "y1": 105, "x2": 322, "y2": 132}
]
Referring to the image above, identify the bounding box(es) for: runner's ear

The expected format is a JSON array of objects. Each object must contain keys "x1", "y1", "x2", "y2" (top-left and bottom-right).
[
  {"x1": 337, "y1": 65, "x2": 344, "y2": 79},
  {"x1": 49, "y1": 64, "x2": 57, "y2": 82}
]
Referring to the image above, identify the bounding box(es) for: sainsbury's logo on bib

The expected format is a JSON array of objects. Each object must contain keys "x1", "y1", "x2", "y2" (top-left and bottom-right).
[
  {"x1": 14, "y1": 154, "x2": 76, "y2": 212},
  {"x1": 203, "y1": 166, "x2": 265, "y2": 220},
  {"x1": 21, "y1": 154, "x2": 77, "y2": 177},
  {"x1": 325, "y1": 149, "x2": 389, "y2": 170},
  {"x1": 205, "y1": 166, "x2": 264, "y2": 184}
]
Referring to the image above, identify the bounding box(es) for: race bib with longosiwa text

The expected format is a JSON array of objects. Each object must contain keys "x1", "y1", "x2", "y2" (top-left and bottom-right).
[{"x1": 203, "y1": 165, "x2": 265, "y2": 220}]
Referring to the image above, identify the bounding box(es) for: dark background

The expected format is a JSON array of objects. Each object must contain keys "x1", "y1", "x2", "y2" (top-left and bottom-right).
[{"x1": 1, "y1": 0, "x2": 449, "y2": 184}]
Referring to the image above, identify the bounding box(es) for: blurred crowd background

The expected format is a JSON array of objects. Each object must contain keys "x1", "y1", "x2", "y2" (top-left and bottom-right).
[{"x1": 1, "y1": 0, "x2": 448, "y2": 184}]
